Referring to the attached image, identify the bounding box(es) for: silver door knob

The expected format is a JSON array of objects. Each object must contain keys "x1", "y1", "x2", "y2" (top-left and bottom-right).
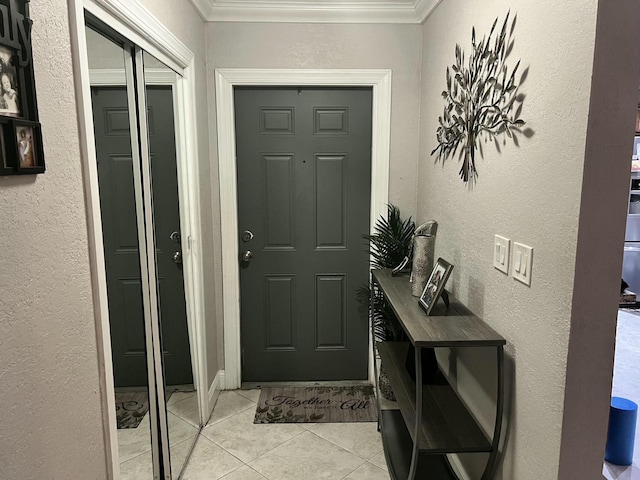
[
  {"x1": 242, "y1": 250, "x2": 253, "y2": 262},
  {"x1": 173, "y1": 251, "x2": 182, "y2": 264}
]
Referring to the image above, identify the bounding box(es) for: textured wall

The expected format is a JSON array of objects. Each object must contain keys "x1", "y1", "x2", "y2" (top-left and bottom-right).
[
  {"x1": 205, "y1": 22, "x2": 423, "y2": 368},
  {"x1": 558, "y1": 1, "x2": 640, "y2": 478},
  {"x1": 418, "y1": 1, "x2": 638, "y2": 479},
  {"x1": 138, "y1": 0, "x2": 219, "y2": 388},
  {"x1": 0, "y1": 0, "x2": 107, "y2": 478}
]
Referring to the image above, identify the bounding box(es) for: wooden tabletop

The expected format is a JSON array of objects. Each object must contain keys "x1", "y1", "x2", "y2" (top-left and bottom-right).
[{"x1": 372, "y1": 269, "x2": 506, "y2": 347}]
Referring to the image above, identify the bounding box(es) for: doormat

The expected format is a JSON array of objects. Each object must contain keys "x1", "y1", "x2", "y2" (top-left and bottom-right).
[
  {"x1": 254, "y1": 386, "x2": 377, "y2": 424},
  {"x1": 115, "y1": 392, "x2": 149, "y2": 429}
]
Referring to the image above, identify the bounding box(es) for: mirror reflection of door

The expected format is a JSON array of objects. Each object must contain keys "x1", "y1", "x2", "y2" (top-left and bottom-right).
[{"x1": 85, "y1": 24, "x2": 200, "y2": 480}]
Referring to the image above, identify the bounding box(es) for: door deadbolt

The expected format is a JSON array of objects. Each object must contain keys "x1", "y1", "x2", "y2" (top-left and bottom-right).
[
  {"x1": 170, "y1": 231, "x2": 181, "y2": 243},
  {"x1": 241, "y1": 230, "x2": 254, "y2": 243}
]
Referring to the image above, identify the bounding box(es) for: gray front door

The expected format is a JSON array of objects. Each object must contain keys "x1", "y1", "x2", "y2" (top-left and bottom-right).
[
  {"x1": 92, "y1": 86, "x2": 193, "y2": 388},
  {"x1": 235, "y1": 87, "x2": 372, "y2": 382}
]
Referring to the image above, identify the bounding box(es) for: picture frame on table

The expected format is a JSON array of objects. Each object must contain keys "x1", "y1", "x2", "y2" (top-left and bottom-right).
[
  {"x1": 0, "y1": 1, "x2": 45, "y2": 176},
  {"x1": 418, "y1": 258, "x2": 454, "y2": 315}
]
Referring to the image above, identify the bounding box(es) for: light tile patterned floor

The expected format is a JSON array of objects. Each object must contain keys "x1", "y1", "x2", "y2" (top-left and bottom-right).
[
  {"x1": 118, "y1": 391, "x2": 200, "y2": 479},
  {"x1": 182, "y1": 389, "x2": 390, "y2": 480},
  {"x1": 603, "y1": 310, "x2": 640, "y2": 480}
]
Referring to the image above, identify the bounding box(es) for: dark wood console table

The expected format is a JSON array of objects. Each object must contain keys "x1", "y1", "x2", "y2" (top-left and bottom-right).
[{"x1": 371, "y1": 269, "x2": 506, "y2": 480}]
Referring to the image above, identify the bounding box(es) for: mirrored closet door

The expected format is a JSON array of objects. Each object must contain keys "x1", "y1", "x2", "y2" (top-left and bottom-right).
[{"x1": 85, "y1": 19, "x2": 201, "y2": 480}]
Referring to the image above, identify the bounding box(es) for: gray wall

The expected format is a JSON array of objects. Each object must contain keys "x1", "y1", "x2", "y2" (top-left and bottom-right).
[
  {"x1": 418, "y1": 1, "x2": 639, "y2": 479},
  {"x1": 0, "y1": 0, "x2": 107, "y2": 477}
]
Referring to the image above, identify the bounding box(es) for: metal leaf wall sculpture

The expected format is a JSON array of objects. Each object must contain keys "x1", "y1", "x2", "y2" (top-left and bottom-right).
[{"x1": 431, "y1": 13, "x2": 527, "y2": 183}]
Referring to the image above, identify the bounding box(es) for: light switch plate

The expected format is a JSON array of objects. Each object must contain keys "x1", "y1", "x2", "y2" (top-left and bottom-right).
[
  {"x1": 493, "y1": 235, "x2": 510, "y2": 274},
  {"x1": 513, "y1": 242, "x2": 533, "y2": 286}
]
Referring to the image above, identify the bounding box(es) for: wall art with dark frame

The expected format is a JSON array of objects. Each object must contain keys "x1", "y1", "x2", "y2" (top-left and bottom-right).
[{"x1": 0, "y1": 0, "x2": 44, "y2": 175}]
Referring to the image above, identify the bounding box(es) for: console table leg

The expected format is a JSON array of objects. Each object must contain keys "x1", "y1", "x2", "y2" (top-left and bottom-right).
[
  {"x1": 481, "y1": 346, "x2": 505, "y2": 480},
  {"x1": 407, "y1": 346, "x2": 423, "y2": 480}
]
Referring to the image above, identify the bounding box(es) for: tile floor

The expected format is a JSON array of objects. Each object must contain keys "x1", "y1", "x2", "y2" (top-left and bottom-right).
[
  {"x1": 118, "y1": 391, "x2": 200, "y2": 479},
  {"x1": 603, "y1": 309, "x2": 640, "y2": 480},
  {"x1": 120, "y1": 310, "x2": 640, "y2": 479},
  {"x1": 181, "y1": 389, "x2": 391, "y2": 480}
]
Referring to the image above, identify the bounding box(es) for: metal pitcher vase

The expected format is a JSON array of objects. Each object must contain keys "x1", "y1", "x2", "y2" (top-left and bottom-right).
[{"x1": 411, "y1": 221, "x2": 438, "y2": 297}]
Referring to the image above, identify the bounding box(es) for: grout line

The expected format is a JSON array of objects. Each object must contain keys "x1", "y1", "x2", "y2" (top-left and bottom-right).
[
  {"x1": 305, "y1": 428, "x2": 373, "y2": 463},
  {"x1": 305, "y1": 425, "x2": 383, "y2": 462},
  {"x1": 207, "y1": 421, "x2": 309, "y2": 466},
  {"x1": 204, "y1": 402, "x2": 259, "y2": 428},
  {"x1": 235, "y1": 388, "x2": 261, "y2": 402}
]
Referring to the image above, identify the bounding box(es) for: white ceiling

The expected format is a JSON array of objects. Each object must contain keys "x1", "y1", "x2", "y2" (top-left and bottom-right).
[{"x1": 188, "y1": 0, "x2": 443, "y2": 24}]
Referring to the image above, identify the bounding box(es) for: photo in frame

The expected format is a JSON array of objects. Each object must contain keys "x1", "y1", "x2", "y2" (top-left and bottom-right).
[
  {"x1": 418, "y1": 258, "x2": 454, "y2": 315},
  {"x1": 0, "y1": 45, "x2": 19, "y2": 117},
  {"x1": 0, "y1": 0, "x2": 44, "y2": 175},
  {"x1": 6, "y1": 119, "x2": 43, "y2": 173}
]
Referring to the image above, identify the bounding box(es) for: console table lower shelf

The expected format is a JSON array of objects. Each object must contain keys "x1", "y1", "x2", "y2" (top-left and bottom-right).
[
  {"x1": 377, "y1": 342, "x2": 495, "y2": 480},
  {"x1": 380, "y1": 409, "x2": 458, "y2": 480}
]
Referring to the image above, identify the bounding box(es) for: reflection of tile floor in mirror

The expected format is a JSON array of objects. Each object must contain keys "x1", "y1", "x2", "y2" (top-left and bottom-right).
[
  {"x1": 182, "y1": 389, "x2": 391, "y2": 480},
  {"x1": 118, "y1": 391, "x2": 200, "y2": 479},
  {"x1": 603, "y1": 310, "x2": 640, "y2": 480}
]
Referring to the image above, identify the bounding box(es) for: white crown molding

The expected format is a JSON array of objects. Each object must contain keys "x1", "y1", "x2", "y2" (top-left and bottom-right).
[
  {"x1": 86, "y1": 0, "x2": 193, "y2": 71},
  {"x1": 189, "y1": 0, "x2": 443, "y2": 24},
  {"x1": 415, "y1": 0, "x2": 443, "y2": 23}
]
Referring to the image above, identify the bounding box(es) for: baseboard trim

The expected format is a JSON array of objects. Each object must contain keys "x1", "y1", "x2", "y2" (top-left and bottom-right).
[{"x1": 207, "y1": 370, "x2": 225, "y2": 421}]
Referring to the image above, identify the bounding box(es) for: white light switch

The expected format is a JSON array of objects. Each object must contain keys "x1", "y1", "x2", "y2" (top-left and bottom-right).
[
  {"x1": 493, "y1": 235, "x2": 510, "y2": 274},
  {"x1": 513, "y1": 242, "x2": 533, "y2": 286}
]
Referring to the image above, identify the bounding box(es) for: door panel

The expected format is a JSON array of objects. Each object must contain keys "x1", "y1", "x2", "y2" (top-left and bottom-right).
[
  {"x1": 235, "y1": 87, "x2": 372, "y2": 382},
  {"x1": 93, "y1": 88, "x2": 149, "y2": 387},
  {"x1": 265, "y1": 275, "x2": 296, "y2": 349},
  {"x1": 315, "y1": 154, "x2": 347, "y2": 248},
  {"x1": 316, "y1": 274, "x2": 346, "y2": 348}
]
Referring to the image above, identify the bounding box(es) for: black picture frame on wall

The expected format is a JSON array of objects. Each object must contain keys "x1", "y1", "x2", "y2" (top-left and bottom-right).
[
  {"x1": 6, "y1": 118, "x2": 43, "y2": 173},
  {"x1": 0, "y1": 0, "x2": 44, "y2": 176}
]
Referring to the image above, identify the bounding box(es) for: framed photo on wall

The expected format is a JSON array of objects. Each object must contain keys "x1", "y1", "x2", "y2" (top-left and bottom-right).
[
  {"x1": 0, "y1": 0, "x2": 44, "y2": 176},
  {"x1": 419, "y1": 258, "x2": 454, "y2": 315},
  {"x1": 6, "y1": 119, "x2": 43, "y2": 173}
]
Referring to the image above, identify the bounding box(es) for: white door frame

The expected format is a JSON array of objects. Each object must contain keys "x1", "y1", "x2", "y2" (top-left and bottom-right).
[
  {"x1": 215, "y1": 68, "x2": 391, "y2": 389},
  {"x1": 68, "y1": 1, "x2": 208, "y2": 477}
]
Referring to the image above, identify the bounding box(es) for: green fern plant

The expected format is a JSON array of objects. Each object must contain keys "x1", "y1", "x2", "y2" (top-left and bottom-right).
[
  {"x1": 358, "y1": 204, "x2": 415, "y2": 342},
  {"x1": 364, "y1": 204, "x2": 416, "y2": 270}
]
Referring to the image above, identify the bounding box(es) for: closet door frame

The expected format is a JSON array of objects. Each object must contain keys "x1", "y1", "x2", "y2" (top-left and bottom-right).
[{"x1": 69, "y1": 1, "x2": 208, "y2": 478}]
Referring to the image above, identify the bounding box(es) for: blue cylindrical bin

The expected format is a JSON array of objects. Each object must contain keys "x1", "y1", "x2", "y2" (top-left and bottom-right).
[{"x1": 605, "y1": 397, "x2": 638, "y2": 465}]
